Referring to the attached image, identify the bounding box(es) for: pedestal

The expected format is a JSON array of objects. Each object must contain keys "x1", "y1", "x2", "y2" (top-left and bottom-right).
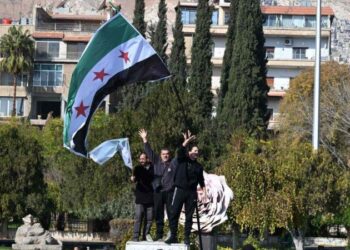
[
  {"x1": 200, "y1": 233, "x2": 217, "y2": 250},
  {"x1": 125, "y1": 241, "x2": 189, "y2": 250},
  {"x1": 12, "y1": 244, "x2": 62, "y2": 250}
]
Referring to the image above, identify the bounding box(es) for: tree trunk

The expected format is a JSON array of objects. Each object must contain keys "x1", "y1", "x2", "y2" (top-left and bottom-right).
[
  {"x1": 0, "y1": 219, "x2": 8, "y2": 238},
  {"x1": 232, "y1": 222, "x2": 241, "y2": 250},
  {"x1": 12, "y1": 74, "x2": 17, "y2": 116},
  {"x1": 288, "y1": 227, "x2": 304, "y2": 250}
]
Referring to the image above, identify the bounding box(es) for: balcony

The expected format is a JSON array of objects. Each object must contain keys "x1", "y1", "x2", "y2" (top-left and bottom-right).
[
  {"x1": 183, "y1": 24, "x2": 228, "y2": 35},
  {"x1": 264, "y1": 27, "x2": 331, "y2": 37},
  {"x1": 36, "y1": 22, "x2": 100, "y2": 33},
  {"x1": 267, "y1": 59, "x2": 315, "y2": 68}
]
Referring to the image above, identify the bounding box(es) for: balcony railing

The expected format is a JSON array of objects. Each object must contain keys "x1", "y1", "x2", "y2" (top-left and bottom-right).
[
  {"x1": 35, "y1": 52, "x2": 84, "y2": 61},
  {"x1": 36, "y1": 22, "x2": 100, "y2": 32}
]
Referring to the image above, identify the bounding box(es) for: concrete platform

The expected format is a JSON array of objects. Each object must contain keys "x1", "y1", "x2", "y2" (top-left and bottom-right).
[
  {"x1": 12, "y1": 244, "x2": 62, "y2": 250},
  {"x1": 125, "y1": 241, "x2": 189, "y2": 250}
]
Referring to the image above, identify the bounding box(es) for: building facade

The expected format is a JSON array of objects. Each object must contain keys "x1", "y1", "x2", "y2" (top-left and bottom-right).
[
  {"x1": 0, "y1": 5, "x2": 106, "y2": 123},
  {"x1": 179, "y1": 0, "x2": 334, "y2": 128},
  {"x1": 0, "y1": 1, "x2": 335, "y2": 129}
]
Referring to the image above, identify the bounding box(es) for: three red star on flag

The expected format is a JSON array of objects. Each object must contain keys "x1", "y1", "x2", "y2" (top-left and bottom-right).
[
  {"x1": 119, "y1": 50, "x2": 130, "y2": 63},
  {"x1": 93, "y1": 69, "x2": 109, "y2": 81},
  {"x1": 75, "y1": 101, "x2": 89, "y2": 118}
]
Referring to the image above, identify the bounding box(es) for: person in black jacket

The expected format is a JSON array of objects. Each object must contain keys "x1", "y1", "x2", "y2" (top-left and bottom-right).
[
  {"x1": 165, "y1": 131, "x2": 207, "y2": 245},
  {"x1": 139, "y1": 128, "x2": 176, "y2": 241},
  {"x1": 131, "y1": 153, "x2": 154, "y2": 242}
]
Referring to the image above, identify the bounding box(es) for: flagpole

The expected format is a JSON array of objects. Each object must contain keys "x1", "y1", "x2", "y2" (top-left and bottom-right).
[
  {"x1": 195, "y1": 198, "x2": 203, "y2": 250},
  {"x1": 312, "y1": 0, "x2": 321, "y2": 151}
]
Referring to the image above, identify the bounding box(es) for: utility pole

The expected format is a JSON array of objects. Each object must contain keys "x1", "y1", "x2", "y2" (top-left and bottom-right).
[{"x1": 312, "y1": 0, "x2": 321, "y2": 150}]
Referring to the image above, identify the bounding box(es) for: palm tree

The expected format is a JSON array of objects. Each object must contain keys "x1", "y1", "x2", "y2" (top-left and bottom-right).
[{"x1": 0, "y1": 26, "x2": 34, "y2": 116}]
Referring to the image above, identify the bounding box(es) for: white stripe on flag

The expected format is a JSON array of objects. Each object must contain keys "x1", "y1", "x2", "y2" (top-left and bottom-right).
[{"x1": 89, "y1": 138, "x2": 133, "y2": 167}]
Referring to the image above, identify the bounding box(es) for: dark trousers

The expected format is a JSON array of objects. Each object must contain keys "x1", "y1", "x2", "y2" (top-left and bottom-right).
[
  {"x1": 154, "y1": 190, "x2": 174, "y2": 238},
  {"x1": 133, "y1": 203, "x2": 153, "y2": 240},
  {"x1": 168, "y1": 187, "x2": 197, "y2": 239}
]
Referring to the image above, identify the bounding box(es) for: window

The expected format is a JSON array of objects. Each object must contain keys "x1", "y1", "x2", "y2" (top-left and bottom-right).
[
  {"x1": 224, "y1": 11, "x2": 230, "y2": 25},
  {"x1": 33, "y1": 64, "x2": 63, "y2": 87},
  {"x1": 212, "y1": 10, "x2": 219, "y2": 25},
  {"x1": 265, "y1": 47, "x2": 275, "y2": 59},
  {"x1": 181, "y1": 8, "x2": 219, "y2": 25},
  {"x1": 282, "y1": 15, "x2": 293, "y2": 27},
  {"x1": 67, "y1": 42, "x2": 87, "y2": 59},
  {"x1": 263, "y1": 15, "x2": 278, "y2": 27},
  {"x1": 266, "y1": 77, "x2": 274, "y2": 88},
  {"x1": 305, "y1": 15, "x2": 316, "y2": 27},
  {"x1": 0, "y1": 72, "x2": 28, "y2": 86},
  {"x1": 292, "y1": 15, "x2": 304, "y2": 27},
  {"x1": 0, "y1": 97, "x2": 24, "y2": 116},
  {"x1": 321, "y1": 16, "x2": 329, "y2": 28},
  {"x1": 181, "y1": 8, "x2": 197, "y2": 24},
  {"x1": 293, "y1": 47, "x2": 307, "y2": 59},
  {"x1": 36, "y1": 41, "x2": 60, "y2": 59}
]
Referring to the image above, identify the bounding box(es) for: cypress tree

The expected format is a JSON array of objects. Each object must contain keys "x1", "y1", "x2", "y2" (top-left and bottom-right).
[
  {"x1": 112, "y1": 0, "x2": 147, "y2": 111},
  {"x1": 133, "y1": 0, "x2": 146, "y2": 37},
  {"x1": 188, "y1": 0, "x2": 214, "y2": 119},
  {"x1": 168, "y1": 4, "x2": 187, "y2": 91},
  {"x1": 151, "y1": 0, "x2": 168, "y2": 62},
  {"x1": 216, "y1": 0, "x2": 239, "y2": 116},
  {"x1": 221, "y1": 0, "x2": 269, "y2": 135}
]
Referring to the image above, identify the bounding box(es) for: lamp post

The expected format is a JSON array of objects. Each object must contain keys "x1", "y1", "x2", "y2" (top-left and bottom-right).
[{"x1": 312, "y1": 0, "x2": 321, "y2": 151}]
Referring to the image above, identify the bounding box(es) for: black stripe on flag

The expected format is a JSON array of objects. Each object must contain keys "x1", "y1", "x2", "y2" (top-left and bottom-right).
[{"x1": 72, "y1": 54, "x2": 170, "y2": 156}]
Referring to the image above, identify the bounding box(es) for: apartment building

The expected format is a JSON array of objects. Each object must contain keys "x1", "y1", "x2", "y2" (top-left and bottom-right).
[
  {"x1": 0, "y1": 23, "x2": 34, "y2": 118},
  {"x1": 0, "y1": 5, "x2": 106, "y2": 122},
  {"x1": 179, "y1": 0, "x2": 334, "y2": 128},
  {"x1": 0, "y1": 1, "x2": 334, "y2": 128}
]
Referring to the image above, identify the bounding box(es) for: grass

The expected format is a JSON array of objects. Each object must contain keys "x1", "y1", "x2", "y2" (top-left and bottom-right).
[{"x1": 0, "y1": 246, "x2": 11, "y2": 250}]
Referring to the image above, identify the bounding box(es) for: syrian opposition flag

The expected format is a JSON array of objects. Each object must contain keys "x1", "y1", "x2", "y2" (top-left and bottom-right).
[{"x1": 63, "y1": 13, "x2": 170, "y2": 159}]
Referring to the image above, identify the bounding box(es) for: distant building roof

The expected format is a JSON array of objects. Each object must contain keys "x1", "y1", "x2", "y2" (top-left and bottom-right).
[{"x1": 261, "y1": 6, "x2": 334, "y2": 16}]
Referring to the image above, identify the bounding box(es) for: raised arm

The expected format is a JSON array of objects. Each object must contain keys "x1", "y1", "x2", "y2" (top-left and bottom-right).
[
  {"x1": 176, "y1": 130, "x2": 196, "y2": 161},
  {"x1": 139, "y1": 129, "x2": 160, "y2": 164}
]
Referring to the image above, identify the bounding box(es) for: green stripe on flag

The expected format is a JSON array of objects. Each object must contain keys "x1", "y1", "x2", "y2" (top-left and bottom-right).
[
  {"x1": 66, "y1": 14, "x2": 139, "y2": 113},
  {"x1": 64, "y1": 14, "x2": 139, "y2": 145}
]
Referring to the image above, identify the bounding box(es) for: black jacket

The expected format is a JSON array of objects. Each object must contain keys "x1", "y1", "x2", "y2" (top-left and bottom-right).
[
  {"x1": 133, "y1": 164, "x2": 154, "y2": 204},
  {"x1": 144, "y1": 142, "x2": 176, "y2": 192},
  {"x1": 173, "y1": 146, "x2": 205, "y2": 191}
]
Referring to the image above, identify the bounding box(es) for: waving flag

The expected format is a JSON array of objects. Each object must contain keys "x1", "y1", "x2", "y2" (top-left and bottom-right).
[
  {"x1": 63, "y1": 13, "x2": 170, "y2": 157},
  {"x1": 179, "y1": 172, "x2": 234, "y2": 232}
]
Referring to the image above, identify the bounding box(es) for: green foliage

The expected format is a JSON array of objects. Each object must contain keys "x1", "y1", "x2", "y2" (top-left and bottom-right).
[
  {"x1": 220, "y1": 0, "x2": 269, "y2": 136},
  {"x1": 216, "y1": 132, "x2": 345, "y2": 249},
  {"x1": 217, "y1": 0, "x2": 239, "y2": 115},
  {"x1": 241, "y1": 235, "x2": 269, "y2": 250},
  {"x1": 132, "y1": 0, "x2": 146, "y2": 37},
  {"x1": 151, "y1": 0, "x2": 168, "y2": 62},
  {"x1": 188, "y1": 0, "x2": 214, "y2": 119},
  {"x1": 168, "y1": 4, "x2": 187, "y2": 91},
  {"x1": 109, "y1": 218, "x2": 134, "y2": 249},
  {"x1": 42, "y1": 112, "x2": 141, "y2": 220},
  {"x1": 0, "y1": 26, "x2": 34, "y2": 116},
  {"x1": 0, "y1": 123, "x2": 50, "y2": 224}
]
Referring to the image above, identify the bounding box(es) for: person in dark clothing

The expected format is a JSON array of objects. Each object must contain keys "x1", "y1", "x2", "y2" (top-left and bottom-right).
[
  {"x1": 165, "y1": 131, "x2": 207, "y2": 245},
  {"x1": 131, "y1": 153, "x2": 154, "y2": 242},
  {"x1": 139, "y1": 128, "x2": 176, "y2": 241}
]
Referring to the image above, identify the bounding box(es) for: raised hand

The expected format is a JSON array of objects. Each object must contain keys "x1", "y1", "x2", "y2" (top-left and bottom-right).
[
  {"x1": 182, "y1": 130, "x2": 196, "y2": 147},
  {"x1": 138, "y1": 128, "x2": 148, "y2": 143}
]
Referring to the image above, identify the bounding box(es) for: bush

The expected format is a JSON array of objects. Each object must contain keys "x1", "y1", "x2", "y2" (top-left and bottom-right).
[{"x1": 109, "y1": 218, "x2": 134, "y2": 249}]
